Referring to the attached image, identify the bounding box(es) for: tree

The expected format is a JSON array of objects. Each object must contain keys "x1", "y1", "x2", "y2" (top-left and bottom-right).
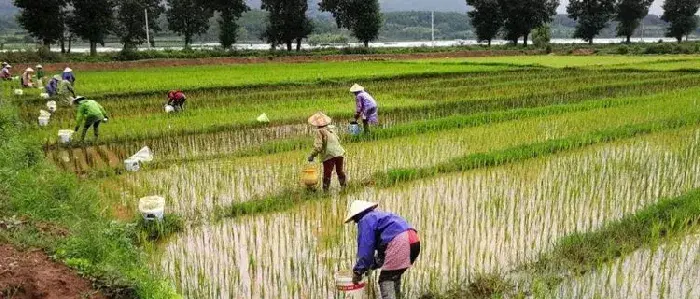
[
  {"x1": 498, "y1": 0, "x2": 559, "y2": 45},
  {"x1": 69, "y1": 0, "x2": 116, "y2": 56},
  {"x1": 532, "y1": 24, "x2": 552, "y2": 48},
  {"x1": 466, "y1": 0, "x2": 503, "y2": 46},
  {"x1": 320, "y1": 0, "x2": 383, "y2": 47},
  {"x1": 567, "y1": 0, "x2": 616, "y2": 44},
  {"x1": 615, "y1": 0, "x2": 653, "y2": 43},
  {"x1": 14, "y1": 0, "x2": 67, "y2": 50},
  {"x1": 115, "y1": 0, "x2": 165, "y2": 50},
  {"x1": 261, "y1": 0, "x2": 313, "y2": 51},
  {"x1": 661, "y1": 0, "x2": 700, "y2": 43},
  {"x1": 213, "y1": 0, "x2": 249, "y2": 49},
  {"x1": 167, "y1": 0, "x2": 214, "y2": 47}
]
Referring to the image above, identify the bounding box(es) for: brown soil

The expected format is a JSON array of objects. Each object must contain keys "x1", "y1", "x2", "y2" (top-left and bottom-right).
[
  {"x1": 14, "y1": 49, "x2": 540, "y2": 72},
  {"x1": 0, "y1": 245, "x2": 104, "y2": 299}
]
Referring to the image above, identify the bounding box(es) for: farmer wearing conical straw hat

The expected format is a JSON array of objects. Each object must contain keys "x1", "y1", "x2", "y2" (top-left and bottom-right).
[
  {"x1": 1, "y1": 64, "x2": 12, "y2": 80},
  {"x1": 307, "y1": 112, "x2": 346, "y2": 191},
  {"x1": 62, "y1": 67, "x2": 75, "y2": 85},
  {"x1": 350, "y1": 84, "x2": 378, "y2": 134},
  {"x1": 73, "y1": 96, "x2": 109, "y2": 142},
  {"x1": 21, "y1": 68, "x2": 35, "y2": 87},
  {"x1": 345, "y1": 200, "x2": 421, "y2": 299}
]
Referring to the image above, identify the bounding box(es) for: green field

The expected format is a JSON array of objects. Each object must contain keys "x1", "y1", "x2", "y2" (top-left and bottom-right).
[{"x1": 5, "y1": 54, "x2": 700, "y2": 298}]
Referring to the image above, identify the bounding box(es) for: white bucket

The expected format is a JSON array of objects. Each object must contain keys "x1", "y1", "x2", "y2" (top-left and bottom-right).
[
  {"x1": 38, "y1": 116, "x2": 49, "y2": 127},
  {"x1": 138, "y1": 196, "x2": 165, "y2": 221},
  {"x1": 256, "y1": 113, "x2": 270, "y2": 123},
  {"x1": 164, "y1": 105, "x2": 175, "y2": 113},
  {"x1": 13, "y1": 89, "x2": 23, "y2": 96},
  {"x1": 57, "y1": 129, "x2": 73, "y2": 144},
  {"x1": 124, "y1": 158, "x2": 140, "y2": 172},
  {"x1": 46, "y1": 100, "x2": 57, "y2": 113},
  {"x1": 334, "y1": 271, "x2": 367, "y2": 296},
  {"x1": 40, "y1": 93, "x2": 50, "y2": 100}
]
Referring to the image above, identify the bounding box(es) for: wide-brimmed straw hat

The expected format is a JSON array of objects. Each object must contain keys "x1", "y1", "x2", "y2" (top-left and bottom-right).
[
  {"x1": 71, "y1": 96, "x2": 85, "y2": 105},
  {"x1": 64, "y1": 67, "x2": 72, "y2": 72},
  {"x1": 344, "y1": 200, "x2": 378, "y2": 223},
  {"x1": 25, "y1": 68, "x2": 34, "y2": 73},
  {"x1": 308, "y1": 112, "x2": 332, "y2": 127},
  {"x1": 349, "y1": 84, "x2": 364, "y2": 93},
  {"x1": 36, "y1": 65, "x2": 43, "y2": 68}
]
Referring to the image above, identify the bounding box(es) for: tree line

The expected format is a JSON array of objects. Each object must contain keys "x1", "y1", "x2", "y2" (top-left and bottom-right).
[
  {"x1": 12, "y1": 0, "x2": 700, "y2": 55},
  {"x1": 468, "y1": 0, "x2": 700, "y2": 46},
  {"x1": 13, "y1": 0, "x2": 383, "y2": 55}
]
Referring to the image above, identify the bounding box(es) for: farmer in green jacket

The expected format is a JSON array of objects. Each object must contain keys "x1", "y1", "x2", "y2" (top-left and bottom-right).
[
  {"x1": 73, "y1": 96, "x2": 109, "y2": 142},
  {"x1": 307, "y1": 112, "x2": 346, "y2": 191}
]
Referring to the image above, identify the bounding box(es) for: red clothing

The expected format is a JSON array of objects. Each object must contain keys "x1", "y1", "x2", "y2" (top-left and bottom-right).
[{"x1": 168, "y1": 91, "x2": 186, "y2": 102}]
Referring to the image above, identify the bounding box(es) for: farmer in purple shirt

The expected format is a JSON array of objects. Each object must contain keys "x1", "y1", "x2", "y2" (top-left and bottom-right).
[
  {"x1": 350, "y1": 84, "x2": 379, "y2": 134},
  {"x1": 345, "y1": 200, "x2": 421, "y2": 299}
]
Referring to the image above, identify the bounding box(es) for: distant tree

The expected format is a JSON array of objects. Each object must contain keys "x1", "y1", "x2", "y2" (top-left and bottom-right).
[
  {"x1": 661, "y1": 0, "x2": 700, "y2": 43},
  {"x1": 615, "y1": 0, "x2": 653, "y2": 43},
  {"x1": 498, "y1": 0, "x2": 559, "y2": 45},
  {"x1": 167, "y1": 0, "x2": 214, "y2": 47},
  {"x1": 115, "y1": 0, "x2": 164, "y2": 50},
  {"x1": 466, "y1": 0, "x2": 503, "y2": 46},
  {"x1": 13, "y1": 0, "x2": 67, "y2": 50},
  {"x1": 261, "y1": 0, "x2": 313, "y2": 51},
  {"x1": 532, "y1": 24, "x2": 552, "y2": 48},
  {"x1": 567, "y1": 0, "x2": 616, "y2": 44},
  {"x1": 69, "y1": 0, "x2": 115, "y2": 56},
  {"x1": 212, "y1": 0, "x2": 249, "y2": 49},
  {"x1": 320, "y1": 0, "x2": 382, "y2": 47}
]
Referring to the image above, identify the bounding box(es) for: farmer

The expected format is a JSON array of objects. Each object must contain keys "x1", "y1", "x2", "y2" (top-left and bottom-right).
[
  {"x1": 58, "y1": 77, "x2": 76, "y2": 103},
  {"x1": 21, "y1": 68, "x2": 34, "y2": 87},
  {"x1": 307, "y1": 112, "x2": 346, "y2": 191},
  {"x1": 346, "y1": 200, "x2": 421, "y2": 299},
  {"x1": 73, "y1": 96, "x2": 108, "y2": 142},
  {"x1": 1, "y1": 64, "x2": 12, "y2": 80},
  {"x1": 350, "y1": 84, "x2": 378, "y2": 134},
  {"x1": 35, "y1": 65, "x2": 45, "y2": 86},
  {"x1": 45, "y1": 75, "x2": 61, "y2": 97},
  {"x1": 167, "y1": 90, "x2": 187, "y2": 112},
  {"x1": 62, "y1": 67, "x2": 75, "y2": 85}
]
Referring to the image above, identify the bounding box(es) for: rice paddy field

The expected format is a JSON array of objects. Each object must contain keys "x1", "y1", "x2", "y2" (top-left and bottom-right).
[{"x1": 9, "y1": 54, "x2": 700, "y2": 298}]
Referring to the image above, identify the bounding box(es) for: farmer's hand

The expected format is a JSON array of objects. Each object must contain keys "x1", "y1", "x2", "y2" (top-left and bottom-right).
[
  {"x1": 307, "y1": 156, "x2": 314, "y2": 162},
  {"x1": 352, "y1": 272, "x2": 363, "y2": 285}
]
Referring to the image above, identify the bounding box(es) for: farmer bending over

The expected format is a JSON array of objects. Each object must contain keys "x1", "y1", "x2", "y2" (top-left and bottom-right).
[
  {"x1": 350, "y1": 84, "x2": 379, "y2": 134},
  {"x1": 307, "y1": 112, "x2": 346, "y2": 191},
  {"x1": 62, "y1": 67, "x2": 75, "y2": 85},
  {"x1": 1, "y1": 64, "x2": 12, "y2": 80},
  {"x1": 167, "y1": 90, "x2": 187, "y2": 112},
  {"x1": 346, "y1": 200, "x2": 420, "y2": 299},
  {"x1": 73, "y1": 96, "x2": 108, "y2": 142},
  {"x1": 21, "y1": 68, "x2": 34, "y2": 87}
]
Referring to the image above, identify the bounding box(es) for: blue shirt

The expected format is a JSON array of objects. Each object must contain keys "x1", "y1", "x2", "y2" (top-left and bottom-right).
[
  {"x1": 353, "y1": 210, "x2": 412, "y2": 273},
  {"x1": 46, "y1": 78, "x2": 59, "y2": 95},
  {"x1": 62, "y1": 72, "x2": 75, "y2": 84}
]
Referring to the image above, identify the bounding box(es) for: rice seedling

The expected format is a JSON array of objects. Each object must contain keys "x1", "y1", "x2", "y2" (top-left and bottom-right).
[{"x1": 158, "y1": 127, "x2": 700, "y2": 298}]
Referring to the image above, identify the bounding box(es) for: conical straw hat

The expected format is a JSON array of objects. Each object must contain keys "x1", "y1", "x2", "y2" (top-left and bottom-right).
[
  {"x1": 308, "y1": 112, "x2": 332, "y2": 127},
  {"x1": 25, "y1": 68, "x2": 34, "y2": 72},
  {"x1": 349, "y1": 84, "x2": 364, "y2": 93},
  {"x1": 64, "y1": 67, "x2": 72, "y2": 72},
  {"x1": 344, "y1": 200, "x2": 378, "y2": 223}
]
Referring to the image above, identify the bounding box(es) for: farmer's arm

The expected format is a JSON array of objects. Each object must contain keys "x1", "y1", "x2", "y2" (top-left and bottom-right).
[
  {"x1": 352, "y1": 220, "x2": 376, "y2": 274},
  {"x1": 309, "y1": 130, "x2": 323, "y2": 158},
  {"x1": 354, "y1": 95, "x2": 363, "y2": 119}
]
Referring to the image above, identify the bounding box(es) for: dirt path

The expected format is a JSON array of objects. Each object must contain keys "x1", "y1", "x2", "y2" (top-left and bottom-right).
[
  {"x1": 0, "y1": 245, "x2": 104, "y2": 299},
  {"x1": 15, "y1": 49, "x2": 540, "y2": 72}
]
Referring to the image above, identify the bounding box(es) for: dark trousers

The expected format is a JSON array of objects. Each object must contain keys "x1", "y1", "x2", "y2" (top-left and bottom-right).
[
  {"x1": 81, "y1": 117, "x2": 101, "y2": 141},
  {"x1": 322, "y1": 156, "x2": 346, "y2": 191},
  {"x1": 378, "y1": 242, "x2": 421, "y2": 299}
]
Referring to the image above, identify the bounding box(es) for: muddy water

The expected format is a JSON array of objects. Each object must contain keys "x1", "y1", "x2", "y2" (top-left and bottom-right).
[{"x1": 157, "y1": 129, "x2": 700, "y2": 298}]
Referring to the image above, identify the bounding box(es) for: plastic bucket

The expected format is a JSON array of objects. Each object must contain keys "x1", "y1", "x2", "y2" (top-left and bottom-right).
[
  {"x1": 57, "y1": 129, "x2": 73, "y2": 144},
  {"x1": 46, "y1": 100, "x2": 57, "y2": 113},
  {"x1": 348, "y1": 123, "x2": 361, "y2": 136},
  {"x1": 124, "y1": 158, "x2": 140, "y2": 172},
  {"x1": 138, "y1": 196, "x2": 165, "y2": 221},
  {"x1": 334, "y1": 270, "x2": 366, "y2": 295},
  {"x1": 40, "y1": 93, "x2": 50, "y2": 100},
  {"x1": 164, "y1": 105, "x2": 175, "y2": 113},
  {"x1": 13, "y1": 89, "x2": 23, "y2": 96},
  {"x1": 38, "y1": 116, "x2": 49, "y2": 127},
  {"x1": 301, "y1": 163, "x2": 319, "y2": 187}
]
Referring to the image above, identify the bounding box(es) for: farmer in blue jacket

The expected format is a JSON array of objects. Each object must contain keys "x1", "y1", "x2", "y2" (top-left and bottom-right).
[{"x1": 345, "y1": 200, "x2": 421, "y2": 299}]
